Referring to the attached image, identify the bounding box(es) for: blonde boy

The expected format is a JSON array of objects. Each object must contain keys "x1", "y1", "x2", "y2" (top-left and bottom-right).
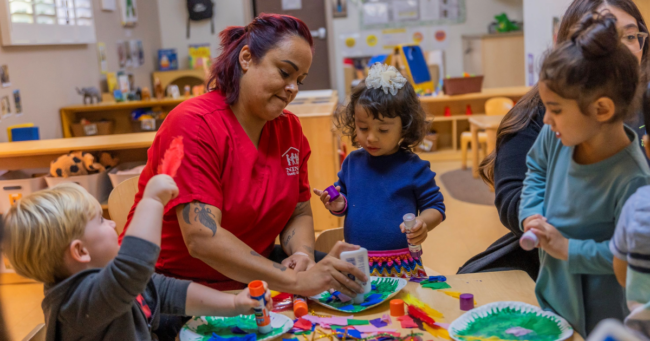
[{"x1": 3, "y1": 175, "x2": 271, "y2": 341}]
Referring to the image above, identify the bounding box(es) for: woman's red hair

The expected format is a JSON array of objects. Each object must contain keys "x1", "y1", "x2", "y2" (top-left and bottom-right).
[{"x1": 208, "y1": 13, "x2": 314, "y2": 105}]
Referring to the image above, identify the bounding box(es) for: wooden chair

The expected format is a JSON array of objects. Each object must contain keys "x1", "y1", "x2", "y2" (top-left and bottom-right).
[
  {"x1": 460, "y1": 97, "x2": 514, "y2": 169},
  {"x1": 107, "y1": 176, "x2": 139, "y2": 236},
  {"x1": 21, "y1": 323, "x2": 45, "y2": 341},
  {"x1": 314, "y1": 227, "x2": 438, "y2": 275}
]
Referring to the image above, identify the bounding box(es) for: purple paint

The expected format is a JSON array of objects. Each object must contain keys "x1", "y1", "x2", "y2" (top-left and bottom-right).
[
  {"x1": 460, "y1": 293, "x2": 474, "y2": 311},
  {"x1": 324, "y1": 186, "x2": 340, "y2": 202},
  {"x1": 505, "y1": 327, "x2": 534, "y2": 337}
]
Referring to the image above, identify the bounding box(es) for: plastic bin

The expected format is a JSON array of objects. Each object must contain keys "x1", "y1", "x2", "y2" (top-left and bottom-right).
[
  {"x1": 0, "y1": 170, "x2": 48, "y2": 215},
  {"x1": 45, "y1": 170, "x2": 112, "y2": 203},
  {"x1": 71, "y1": 121, "x2": 114, "y2": 137},
  {"x1": 131, "y1": 119, "x2": 164, "y2": 132},
  {"x1": 108, "y1": 161, "x2": 146, "y2": 187}
]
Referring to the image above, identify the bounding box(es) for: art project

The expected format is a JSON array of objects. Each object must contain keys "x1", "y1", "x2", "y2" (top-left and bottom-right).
[
  {"x1": 180, "y1": 313, "x2": 293, "y2": 341},
  {"x1": 449, "y1": 302, "x2": 573, "y2": 341},
  {"x1": 310, "y1": 277, "x2": 407, "y2": 313}
]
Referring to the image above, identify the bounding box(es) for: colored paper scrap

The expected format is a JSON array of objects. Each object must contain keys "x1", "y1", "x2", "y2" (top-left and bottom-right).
[
  {"x1": 354, "y1": 326, "x2": 397, "y2": 333},
  {"x1": 434, "y1": 323, "x2": 450, "y2": 329},
  {"x1": 338, "y1": 293, "x2": 352, "y2": 303},
  {"x1": 505, "y1": 327, "x2": 533, "y2": 337},
  {"x1": 301, "y1": 315, "x2": 321, "y2": 324},
  {"x1": 320, "y1": 317, "x2": 348, "y2": 326},
  {"x1": 294, "y1": 318, "x2": 313, "y2": 331},
  {"x1": 381, "y1": 314, "x2": 392, "y2": 324},
  {"x1": 403, "y1": 294, "x2": 444, "y2": 320},
  {"x1": 370, "y1": 318, "x2": 387, "y2": 328},
  {"x1": 423, "y1": 323, "x2": 451, "y2": 340},
  {"x1": 422, "y1": 282, "x2": 451, "y2": 290},
  {"x1": 339, "y1": 305, "x2": 356, "y2": 311},
  {"x1": 209, "y1": 333, "x2": 257, "y2": 341},
  {"x1": 231, "y1": 326, "x2": 247, "y2": 334},
  {"x1": 361, "y1": 298, "x2": 383, "y2": 307},
  {"x1": 348, "y1": 320, "x2": 369, "y2": 326},
  {"x1": 336, "y1": 328, "x2": 362, "y2": 339},
  {"x1": 399, "y1": 316, "x2": 418, "y2": 329},
  {"x1": 365, "y1": 293, "x2": 383, "y2": 301}
]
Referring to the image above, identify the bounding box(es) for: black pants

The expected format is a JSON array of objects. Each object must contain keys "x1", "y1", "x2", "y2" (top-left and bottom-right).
[{"x1": 155, "y1": 245, "x2": 326, "y2": 341}]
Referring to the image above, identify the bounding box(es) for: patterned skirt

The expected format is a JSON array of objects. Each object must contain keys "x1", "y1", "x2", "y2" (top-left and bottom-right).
[{"x1": 368, "y1": 248, "x2": 427, "y2": 279}]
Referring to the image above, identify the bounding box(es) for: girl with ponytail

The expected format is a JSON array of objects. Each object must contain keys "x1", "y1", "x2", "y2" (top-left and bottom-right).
[{"x1": 519, "y1": 12, "x2": 650, "y2": 336}]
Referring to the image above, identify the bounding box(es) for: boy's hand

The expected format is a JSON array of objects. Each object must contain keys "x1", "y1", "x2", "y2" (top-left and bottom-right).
[
  {"x1": 400, "y1": 218, "x2": 428, "y2": 245},
  {"x1": 523, "y1": 218, "x2": 568, "y2": 260},
  {"x1": 143, "y1": 174, "x2": 179, "y2": 206},
  {"x1": 523, "y1": 214, "x2": 546, "y2": 231},
  {"x1": 313, "y1": 187, "x2": 345, "y2": 212},
  {"x1": 234, "y1": 282, "x2": 273, "y2": 315}
]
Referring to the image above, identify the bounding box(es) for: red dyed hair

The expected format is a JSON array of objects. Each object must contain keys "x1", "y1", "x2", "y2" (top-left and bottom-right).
[{"x1": 208, "y1": 13, "x2": 314, "y2": 105}]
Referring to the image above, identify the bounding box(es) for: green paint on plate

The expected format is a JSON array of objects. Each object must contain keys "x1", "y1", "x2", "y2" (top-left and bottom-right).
[
  {"x1": 186, "y1": 315, "x2": 287, "y2": 341},
  {"x1": 455, "y1": 307, "x2": 563, "y2": 341}
]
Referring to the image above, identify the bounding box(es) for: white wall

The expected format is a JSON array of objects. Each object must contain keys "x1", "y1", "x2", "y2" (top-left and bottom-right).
[
  {"x1": 331, "y1": 0, "x2": 523, "y2": 100},
  {"x1": 156, "y1": 0, "x2": 248, "y2": 69},
  {"x1": 523, "y1": 0, "x2": 572, "y2": 85}
]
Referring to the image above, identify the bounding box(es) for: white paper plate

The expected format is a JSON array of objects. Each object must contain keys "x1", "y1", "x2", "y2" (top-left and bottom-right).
[
  {"x1": 180, "y1": 312, "x2": 293, "y2": 341},
  {"x1": 449, "y1": 301, "x2": 574, "y2": 341},
  {"x1": 309, "y1": 276, "x2": 408, "y2": 313}
]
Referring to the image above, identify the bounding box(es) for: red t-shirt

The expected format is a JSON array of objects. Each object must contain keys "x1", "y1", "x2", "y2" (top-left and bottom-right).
[{"x1": 120, "y1": 91, "x2": 312, "y2": 290}]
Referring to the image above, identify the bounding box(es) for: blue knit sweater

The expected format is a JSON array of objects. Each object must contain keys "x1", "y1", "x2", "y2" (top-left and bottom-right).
[{"x1": 333, "y1": 148, "x2": 446, "y2": 251}]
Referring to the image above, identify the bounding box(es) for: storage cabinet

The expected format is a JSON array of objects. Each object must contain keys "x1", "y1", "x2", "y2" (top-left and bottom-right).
[{"x1": 462, "y1": 32, "x2": 525, "y2": 89}]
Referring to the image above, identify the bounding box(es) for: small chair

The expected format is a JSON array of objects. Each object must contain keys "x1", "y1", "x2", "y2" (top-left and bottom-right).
[
  {"x1": 107, "y1": 176, "x2": 139, "y2": 235},
  {"x1": 7, "y1": 123, "x2": 35, "y2": 142},
  {"x1": 22, "y1": 323, "x2": 45, "y2": 341},
  {"x1": 460, "y1": 97, "x2": 514, "y2": 169}
]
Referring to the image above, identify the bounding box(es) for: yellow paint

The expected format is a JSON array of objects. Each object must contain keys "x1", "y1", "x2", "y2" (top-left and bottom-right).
[
  {"x1": 441, "y1": 291, "x2": 477, "y2": 305},
  {"x1": 423, "y1": 323, "x2": 451, "y2": 340}
]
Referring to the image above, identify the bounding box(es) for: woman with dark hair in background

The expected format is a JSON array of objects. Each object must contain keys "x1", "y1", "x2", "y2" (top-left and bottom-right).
[{"x1": 458, "y1": 0, "x2": 649, "y2": 280}]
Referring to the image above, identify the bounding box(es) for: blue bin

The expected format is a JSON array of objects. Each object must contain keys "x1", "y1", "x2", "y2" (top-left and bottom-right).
[{"x1": 11, "y1": 127, "x2": 39, "y2": 141}]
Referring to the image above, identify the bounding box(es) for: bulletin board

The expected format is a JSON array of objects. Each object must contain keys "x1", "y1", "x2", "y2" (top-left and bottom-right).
[{"x1": 359, "y1": 0, "x2": 466, "y2": 30}]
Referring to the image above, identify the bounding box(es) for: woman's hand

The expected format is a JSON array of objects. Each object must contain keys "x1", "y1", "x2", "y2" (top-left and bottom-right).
[
  {"x1": 313, "y1": 187, "x2": 346, "y2": 212},
  {"x1": 400, "y1": 218, "x2": 428, "y2": 245},
  {"x1": 295, "y1": 241, "x2": 366, "y2": 297},
  {"x1": 233, "y1": 283, "x2": 273, "y2": 316},
  {"x1": 524, "y1": 217, "x2": 569, "y2": 260},
  {"x1": 282, "y1": 252, "x2": 315, "y2": 272}
]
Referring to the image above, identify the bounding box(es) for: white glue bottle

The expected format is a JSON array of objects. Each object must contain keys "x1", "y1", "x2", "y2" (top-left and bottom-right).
[
  {"x1": 519, "y1": 231, "x2": 539, "y2": 251},
  {"x1": 403, "y1": 213, "x2": 423, "y2": 259},
  {"x1": 340, "y1": 247, "x2": 372, "y2": 304}
]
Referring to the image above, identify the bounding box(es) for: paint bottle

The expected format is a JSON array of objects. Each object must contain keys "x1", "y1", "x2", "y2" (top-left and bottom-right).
[
  {"x1": 248, "y1": 280, "x2": 273, "y2": 334},
  {"x1": 519, "y1": 231, "x2": 539, "y2": 251},
  {"x1": 293, "y1": 295, "x2": 308, "y2": 318},
  {"x1": 403, "y1": 213, "x2": 423, "y2": 259},
  {"x1": 340, "y1": 247, "x2": 372, "y2": 304}
]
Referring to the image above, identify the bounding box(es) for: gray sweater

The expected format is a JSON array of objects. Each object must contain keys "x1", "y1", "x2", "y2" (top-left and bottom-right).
[{"x1": 41, "y1": 236, "x2": 191, "y2": 341}]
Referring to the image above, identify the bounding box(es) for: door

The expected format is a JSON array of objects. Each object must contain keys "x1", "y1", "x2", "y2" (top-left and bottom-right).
[{"x1": 253, "y1": 0, "x2": 332, "y2": 90}]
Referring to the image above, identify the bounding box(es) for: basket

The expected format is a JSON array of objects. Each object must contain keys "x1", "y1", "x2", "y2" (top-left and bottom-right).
[
  {"x1": 71, "y1": 121, "x2": 114, "y2": 137},
  {"x1": 108, "y1": 162, "x2": 146, "y2": 187},
  {"x1": 131, "y1": 119, "x2": 165, "y2": 132},
  {"x1": 443, "y1": 76, "x2": 484, "y2": 96},
  {"x1": 45, "y1": 170, "x2": 112, "y2": 203},
  {"x1": 0, "y1": 169, "x2": 48, "y2": 215}
]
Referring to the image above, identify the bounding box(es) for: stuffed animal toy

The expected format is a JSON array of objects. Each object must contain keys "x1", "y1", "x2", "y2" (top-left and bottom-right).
[{"x1": 50, "y1": 152, "x2": 117, "y2": 178}]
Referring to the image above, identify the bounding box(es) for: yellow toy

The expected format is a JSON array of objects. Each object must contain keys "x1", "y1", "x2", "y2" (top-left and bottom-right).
[
  {"x1": 386, "y1": 45, "x2": 434, "y2": 95},
  {"x1": 50, "y1": 152, "x2": 119, "y2": 178}
]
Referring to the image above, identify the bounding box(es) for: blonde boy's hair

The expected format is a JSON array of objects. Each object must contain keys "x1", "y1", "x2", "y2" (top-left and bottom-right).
[{"x1": 2, "y1": 183, "x2": 101, "y2": 284}]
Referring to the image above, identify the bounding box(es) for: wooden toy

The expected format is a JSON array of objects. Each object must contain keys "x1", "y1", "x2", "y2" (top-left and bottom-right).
[{"x1": 385, "y1": 45, "x2": 434, "y2": 95}]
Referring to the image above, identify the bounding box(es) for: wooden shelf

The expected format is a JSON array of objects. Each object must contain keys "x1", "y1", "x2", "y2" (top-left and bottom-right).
[
  {"x1": 60, "y1": 97, "x2": 186, "y2": 113},
  {"x1": 432, "y1": 113, "x2": 485, "y2": 122},
  {"x1": 419, "y1": 86, "x2": 530, "y2": 104}
]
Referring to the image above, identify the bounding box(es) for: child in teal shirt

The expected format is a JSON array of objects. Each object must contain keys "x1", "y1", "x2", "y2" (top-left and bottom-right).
[{"x1": 519, "y1": 13, "x2": 650, "y2": 337}]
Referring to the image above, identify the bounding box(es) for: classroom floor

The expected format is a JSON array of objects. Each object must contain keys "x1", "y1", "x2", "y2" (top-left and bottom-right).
[
  {"x1": 0, "y1": 160, "x2": 507, "y2": 340},
  {"x1": 418, "y1": 160, "x2": 509, "y2": 275}
]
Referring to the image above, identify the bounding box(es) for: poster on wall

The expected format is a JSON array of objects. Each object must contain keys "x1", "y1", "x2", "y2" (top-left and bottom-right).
[
  {"x1": 129, "y1": 40, "x2": 140, "y2": 68},
  {"x1": 332, "y1": 0, "x2": 347, "y2": 18},
  {"x1": 392, "y1": 0, "x2": 419, "y2": 22},
  {"x1": 137, "y1": 40, "x2": 144, "y2": 66},
  {"x1": 13, "y1": 90, "x2": 22, "y2": 116},
  {"x1": 1, "y1": 65, "x2": 10, "y2": 88},
  {"x1": 1, "y1": 96, "x2": 11, "y2": 118},
  {"x1": 282, "y1": 0, "x2": 301, "y2": 10},
  {"x1": 102, "y1": 0, "x2": 116, "y2": 11},
  {"x1": 381, "y1": 28, "x2": 408, "y2": 50},
  {"x1": 339, "y1": 33, "x2": 363, "y2": 57},
  {"x1": 119, "y1": 0, "x2": 137, "y2": 27},
  {"x1": 117, "y1": 41, "x2": 127, "y2": 68},
  {"x1": 362, "y1": 1, "x2": 390, "y2": 25},
  {"x1": 361, "y1": 0, "x2": 465, "y2": 30},
  {"x1": 97, "y1": 42, "x2": 108, "y2": 74}
]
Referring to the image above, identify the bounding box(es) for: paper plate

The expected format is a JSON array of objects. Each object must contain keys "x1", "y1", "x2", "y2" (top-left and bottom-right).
[
  {"x1": 180, "y1": 312, "x2": 293, "y2": 341},
  {"x1": 309, "y1": 276, "x2": 408, "y2": 313},
  {"x1": 449, "y1": 301, "x2": 574, "y2": 341}
]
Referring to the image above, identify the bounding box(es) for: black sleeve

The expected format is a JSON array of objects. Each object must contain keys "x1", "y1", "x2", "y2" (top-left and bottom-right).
[
  {"x1": 493, "y1": 111, "x2": 544, "y2": 236},
  {"x1": 151, "y1": 273, "x2": 191, "y2": 316}
]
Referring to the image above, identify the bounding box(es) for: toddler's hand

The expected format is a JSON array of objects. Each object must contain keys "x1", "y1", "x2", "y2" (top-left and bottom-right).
[
  {"x1": 234, "y1": 283, "x2": 273, "y2": 315},
  {"x1": 143, "y1": 174, "x2": 179, "y2": 206},
  {"x1": 524, "y1": 218, "x2": 568, "y2": 260},
  {"x1": 313, "y1": 187, "x2": 346, "y2": 212},
  {"x1": 400, "y1": 218, "x2": 428, "y2": 245},
  {"x1": 522, "y1": 214, "x2": 546, "y2": 232}
]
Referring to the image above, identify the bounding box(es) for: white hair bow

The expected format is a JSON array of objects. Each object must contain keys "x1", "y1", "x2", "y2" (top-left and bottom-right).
[{"x1": 365, "y1": 63, "x2": 408, "y2": 96}]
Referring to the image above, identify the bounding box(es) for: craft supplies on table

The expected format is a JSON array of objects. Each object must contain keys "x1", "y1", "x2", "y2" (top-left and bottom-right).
[
  {"x1": 310, "y1": 277, "x2": 407, "y2": 313},
  {"x1": 339, "y1": 248, "x2": 372, "y2": 304},
  {"x1": 250, "y1": 280, "x2": 273, "y2": 334}
]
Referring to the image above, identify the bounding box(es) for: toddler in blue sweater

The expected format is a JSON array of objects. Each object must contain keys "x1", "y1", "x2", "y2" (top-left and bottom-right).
[{"x1": 314, "y1": 63, "x2": 445, "y2": 278}]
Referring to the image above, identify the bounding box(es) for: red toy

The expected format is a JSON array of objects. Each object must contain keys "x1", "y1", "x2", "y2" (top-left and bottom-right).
[
  {"x1": 444, "y1": 107, "x2": 451, "y2": 117},
  {"x1": 466, "y1": 105, "x2": 473, "y2": 116}
]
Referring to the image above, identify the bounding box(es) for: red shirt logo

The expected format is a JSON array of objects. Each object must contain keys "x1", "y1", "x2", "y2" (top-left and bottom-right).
[{"x1": 283, "y1": 147, "x2": 300, "y2": 176}]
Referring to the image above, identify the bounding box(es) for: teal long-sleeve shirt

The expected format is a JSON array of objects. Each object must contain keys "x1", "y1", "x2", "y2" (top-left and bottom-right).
[{"x1": 519, "y1": 124, "x2": 650, "y2": 337}]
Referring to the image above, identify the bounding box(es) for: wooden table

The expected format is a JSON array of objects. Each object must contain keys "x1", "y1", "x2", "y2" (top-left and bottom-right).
[
  {"x1": 180, "y1": 271, "x2": 583, "y2": 341},
  {"x1": 468, "y1": 115, "x2": 505, "y2": 178}
]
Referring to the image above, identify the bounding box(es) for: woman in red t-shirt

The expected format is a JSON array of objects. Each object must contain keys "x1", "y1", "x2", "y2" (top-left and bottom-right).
[{"x1": 121, "y1": 14, "x2": 365, "y2": 298}]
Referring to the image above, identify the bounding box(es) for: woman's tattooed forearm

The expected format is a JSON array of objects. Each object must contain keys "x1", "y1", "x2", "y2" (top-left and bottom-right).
[{"x1": 182, "y1": 202, "x2": 218, "y2": 236}]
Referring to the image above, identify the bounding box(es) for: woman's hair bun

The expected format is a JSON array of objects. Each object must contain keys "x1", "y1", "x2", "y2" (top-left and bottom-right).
[{"x1": 570, "y1": 12, "x2": 620, "y2": 59}]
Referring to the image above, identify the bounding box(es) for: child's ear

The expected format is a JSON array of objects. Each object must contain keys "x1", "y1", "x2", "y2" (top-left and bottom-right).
[
  {"x1": 592, "y1": 97, "x2": 616, "y2": 122},
  {"x1": 69, "y1": 239, "x2": 91, "y2": 264}
]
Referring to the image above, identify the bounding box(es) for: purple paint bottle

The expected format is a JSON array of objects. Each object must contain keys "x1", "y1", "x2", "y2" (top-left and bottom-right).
[
  {"x1": 324, "y1": 186, "x2": 341, "y2": 202},
  {"x1": 403, "y1": 213, "x2": 423, "y2": 259},
  {"x1": 519, "y1": 231, "x2": 539, "y2": 251}
]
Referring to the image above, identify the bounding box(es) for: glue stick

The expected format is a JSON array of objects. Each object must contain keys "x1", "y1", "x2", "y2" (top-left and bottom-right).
[
  {"x1": 403, "y1": 213, "x2": 423, "y2": 259},
  {"x1": 340, "y1": 247, "x2": 372, "y2": 304},
  {"x1": 249, "y1": 280, "x2": 273, "y2": 334},
  {"x1": 519, "y1": 231, "x2": 539, "y2": 251},
  {"x1": 293, "y1": 295, "x2": 308, "y2": 318}
]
